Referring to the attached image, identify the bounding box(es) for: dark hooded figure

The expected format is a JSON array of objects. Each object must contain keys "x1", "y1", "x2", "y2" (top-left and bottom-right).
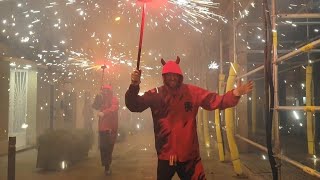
[
  {"x1": 125, "y1": 56, "x2": 253, "y2": 180},
  {"x1": 93, "y1": 84, "x2": 119, "y2": 175}
]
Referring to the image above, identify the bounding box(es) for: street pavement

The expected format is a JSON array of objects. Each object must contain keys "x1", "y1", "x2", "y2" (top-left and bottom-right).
[{"x1": 0, "y1": 132, "x2": 262, "y2": 180}]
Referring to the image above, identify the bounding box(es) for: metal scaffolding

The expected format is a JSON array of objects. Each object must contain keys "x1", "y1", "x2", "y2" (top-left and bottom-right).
[{"x1": 232, "y1": 0, "x2": 320, "y2": 179}]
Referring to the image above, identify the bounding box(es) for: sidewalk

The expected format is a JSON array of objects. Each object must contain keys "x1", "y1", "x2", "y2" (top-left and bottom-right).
[{"x1": 0, "y1": 132, "x2": 260, "y2": 180}]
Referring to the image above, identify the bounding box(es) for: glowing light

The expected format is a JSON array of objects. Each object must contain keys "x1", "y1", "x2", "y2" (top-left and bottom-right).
[
  {"x1": 61, "y1": 161, "x2": 67, "y2": 170},
  {"x1": 10, "y1": 62, "x2": 16, "y2": 67},
  {"x1": 138, "y1": 92, "x2": 145, "y2": 96},
  {"x1": 208, "y1": 61, "x2": 219, "y2": 70},
  {"x1": 23, "y1": 65, "x2": 32, "y2": 69},
  {"x1": 262, "y1": 155, "x2": 267, "y2": 160},
  {"x1": 21, "y1": 123, "x2": 29, "y2": 129},
  {"x1": 293, "y1": 111, "x2": 299, "y2": 120}
]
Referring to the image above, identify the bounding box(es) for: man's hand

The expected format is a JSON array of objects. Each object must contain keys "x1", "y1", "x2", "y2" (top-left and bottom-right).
[
  {"x1": 131, "y1": 69, "x2": 141, "y2": 86},
  {"x1": 233, "y1": 80, "x2": 253, "y2": 96},
  {"x1": 98, "y1": 112, "x2": 104, "y2": 118}
]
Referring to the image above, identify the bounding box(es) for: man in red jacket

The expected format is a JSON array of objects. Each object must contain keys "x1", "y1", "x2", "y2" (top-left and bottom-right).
[
  {"x1": 125, "y1": 56, "x2": 253, "y2": 180},
  {"x1": 93, "y1": 84, "x2": 119, "y2": 175}
]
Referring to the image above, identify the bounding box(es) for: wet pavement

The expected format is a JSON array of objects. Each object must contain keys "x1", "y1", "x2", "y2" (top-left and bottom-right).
[{"x1": 0, "y1": 132, "x2": 262, "y2": 180}]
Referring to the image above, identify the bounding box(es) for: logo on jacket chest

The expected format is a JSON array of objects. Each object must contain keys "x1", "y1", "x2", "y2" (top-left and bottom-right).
[{"x1": 184, "y1": 101, "x2": 193, "y2": 112}]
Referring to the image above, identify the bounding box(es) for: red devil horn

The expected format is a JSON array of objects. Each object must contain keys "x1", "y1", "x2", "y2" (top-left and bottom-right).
[
  {"x1": 161, "y1": 58, "x2": 166, "y2": 65},
  {"x1": 176, "y1": 56, "x2": 180, "y2": 64}
]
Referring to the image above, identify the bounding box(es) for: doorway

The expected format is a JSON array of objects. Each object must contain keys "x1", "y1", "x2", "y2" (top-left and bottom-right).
[{"x1": 8, "y1": 69, "x2": 28, "y2": 148}]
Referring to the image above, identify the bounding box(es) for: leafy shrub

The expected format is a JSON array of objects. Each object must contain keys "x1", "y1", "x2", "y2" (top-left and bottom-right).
[{"x1": 36, "y1": 129, "x2": 93, "y2": 170}]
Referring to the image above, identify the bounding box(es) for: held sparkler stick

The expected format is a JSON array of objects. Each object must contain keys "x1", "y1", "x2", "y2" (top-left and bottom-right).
[
  {"x1": 101, "y1": 65, "x2": 107, "y2": 86},
  {"x1": 136, "y1": 0, "x2": 151, "y2": 70},
  {"x1": 92, "y1": 64, "x2": 107, "y2": 110}
]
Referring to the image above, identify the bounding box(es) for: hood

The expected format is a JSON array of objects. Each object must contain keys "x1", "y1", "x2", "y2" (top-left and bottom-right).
[
  {"x1": 101, "y1": 84, "x2": 112, "y2": 91},
  {"x1": 161, "y1": 56, "x2": 183, "y2": 76}
]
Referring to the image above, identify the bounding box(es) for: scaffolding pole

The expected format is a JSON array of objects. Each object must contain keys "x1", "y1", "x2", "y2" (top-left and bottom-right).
[
  {"x1": 306, "y1": 66, "x2": 315, "y2": 155},
  {"x1": 278, "y1": 13, "x2": 320, "y2": 19},
  {"x1": 243, "y1": 22, "x2": 320, "y2": 27},
  {"x1": 277, "y1": 38, "x2": 320, "y2": 63},
  {"x1": 215, "y1": 30, "x2": 226, "y2": 161},
  {"x1": 251, "y1": 82, "x2": 256, "y2": 135},
  {"x1": 236, "y1": 38, "x2": 320, "y2": 81},
  {"x1": 237, "y1": 66, "x2": 264, "y2": 80},
  {"x1": 236, "y1": 134, "x2": 267, "y2": 152},
  {"x1": 275, "y1": 106, "x2": 320, "y2": 111},
  {"x1": 271, "y1": 0, "x2": 280, "y2": 156},
  {"x1": 246, "y1": 49, "x2": 320, "y2": 54},
  {"x1": 225, "y1": 63, "x2": 243, "y2": 175},
  {"x1": 236, "y1": 134, "x2": 320, "y2": 178},
  {"x1": 277, "y1": 154, "x2": 320, "y2": 178},
  {"x1": 203, "y1": 110, "x2": 211, "y2": 148}
]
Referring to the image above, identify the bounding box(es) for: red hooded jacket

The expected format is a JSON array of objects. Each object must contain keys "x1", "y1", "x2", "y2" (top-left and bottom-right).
[
  {"x1": 125, "y1": 58, "x2": 240, "y2": 162},
  {"x1": 98, "y1": 85, "x2": 119, "y2": 141},
  {"x1": 125, "y1": 83, "x2": 239, "y2": 162}
]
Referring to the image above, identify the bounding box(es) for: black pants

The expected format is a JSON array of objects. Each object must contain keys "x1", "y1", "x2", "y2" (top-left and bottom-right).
[
  {"x1": 157, "y1": 158, "x2": 206, "y2": 180},
  {"x1": 99, "y1": 130, "x2": 115, "y2": 168}
]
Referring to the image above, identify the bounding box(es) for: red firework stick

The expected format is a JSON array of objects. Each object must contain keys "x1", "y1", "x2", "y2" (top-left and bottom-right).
[{"x1": 136, "y1": 0, "x2": 151, "y2": 70}]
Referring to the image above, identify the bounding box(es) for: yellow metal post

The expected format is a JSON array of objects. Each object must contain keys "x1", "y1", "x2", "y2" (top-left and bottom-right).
[
  {"x1": 251, "y1": 82, "x2": 256, "y2": 135},
  {"x1": 215, "y1": 74, "x2": 225, "y2": 161},
  {"x1": 203, "y1": 110, "x2": 211, "y2": 148},
  {"x1": 197, "y1": 108, "x2": 203, "y2": 142},
  {"x1": 306, "y1": 65, "x2": 315, "y2": 155},
  {"x1": 225, "y1": 63, "x2": 243, "y2": 175}
]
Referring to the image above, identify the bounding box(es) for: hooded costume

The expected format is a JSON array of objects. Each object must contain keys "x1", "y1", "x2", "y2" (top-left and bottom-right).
[
  {"x1": 98, "y1": 85, "x2": 119, "y2": 138},
  {"x1": 125, "y1": 57, "x2": 240, "y2": 179},
  {"x1": 93, "y1": 84, "x2": 119, "y2": 173}
]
